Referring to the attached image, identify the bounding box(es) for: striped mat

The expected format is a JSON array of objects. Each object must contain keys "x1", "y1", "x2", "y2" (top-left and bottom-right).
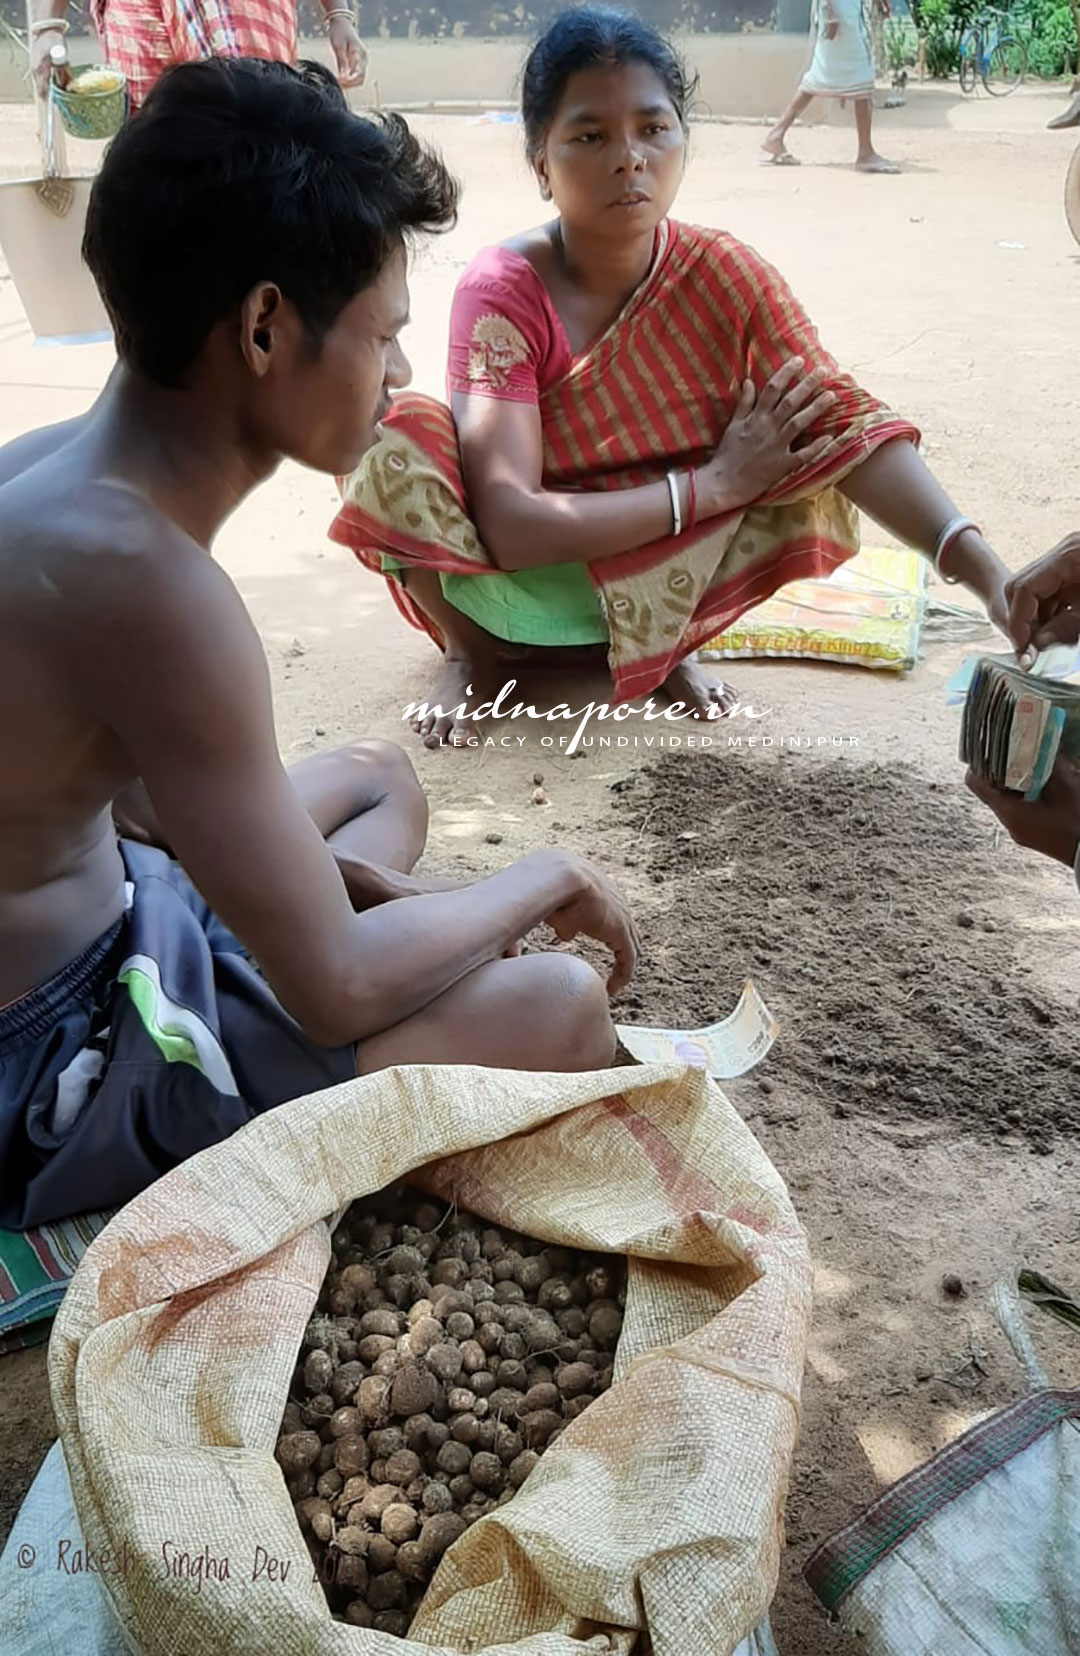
[{"x1": 0, "y1": 1212, "x2": 115, "y2": 1354}]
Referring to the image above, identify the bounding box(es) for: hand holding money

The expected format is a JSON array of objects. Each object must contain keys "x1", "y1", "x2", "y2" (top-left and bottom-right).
[
  {"x1": 966, "y1": 758, "x2": 1080, "y2": 869},
  {"x1": 960, "y1": 656, "x2": 1080, "y2": 800},
  {"x1": 1006, "y1": 533, "x2": 1080, "y2": 656}
]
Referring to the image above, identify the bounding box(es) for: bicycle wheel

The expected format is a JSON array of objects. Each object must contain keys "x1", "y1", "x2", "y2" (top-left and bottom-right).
[
  {"x1": 1066, "y1": 143, "x2": 1080, "y2": 247},
  {"x1": 983, "y1": 37, "x2": 1027, "y2": 95},
  {"x1": 958, "y1": 43, "x2": 978, "y2": 93}
]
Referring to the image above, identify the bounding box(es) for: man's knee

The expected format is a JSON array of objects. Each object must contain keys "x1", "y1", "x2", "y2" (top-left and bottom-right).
[
  {"x1": 344, "y1": 738, "x2": 421, "y2": 796},
  {"x1": 545, "y1": 955, "x2": 617, "y2": 1071}
]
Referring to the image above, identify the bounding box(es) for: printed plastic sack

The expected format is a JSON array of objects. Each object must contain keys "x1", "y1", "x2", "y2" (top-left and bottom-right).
[
  {"x1": 804, "y1": 1278, "x2": 1080, "y2": 1652},
  {"x1": 43, "y1": 1061, "x2": 811, "y2": 1656},
  {"x1": 0, "y1": 1442, "x2": 130, "y2": 1656},
  {"x1": 0, "y1": 1445, "x2": 781, "y2": 1656},
  {"x1": 700, "y1": 546, "x2": 927, "y2": 672}
]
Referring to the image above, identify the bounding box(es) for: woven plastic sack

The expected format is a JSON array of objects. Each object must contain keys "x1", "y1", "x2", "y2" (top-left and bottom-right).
[
  {"x1": 699, "y1": 546, "x2": 927, "y2": 672},
  {"x1": 804, "y1": 1278, "x2": 1080, "y2": 1653},
  {"x1": 46, "y1": 1061, "x2": 811, "y2": 1656}
]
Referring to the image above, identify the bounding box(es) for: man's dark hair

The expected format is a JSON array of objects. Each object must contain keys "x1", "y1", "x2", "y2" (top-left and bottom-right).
[{"x1": 83, "y1": 57, "x2": 459, "y2": 386}]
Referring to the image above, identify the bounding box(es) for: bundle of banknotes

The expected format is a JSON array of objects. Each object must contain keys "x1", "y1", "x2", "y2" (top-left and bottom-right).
[{"x1": 961, "y1": 655, "x2": 1080, "y2": 799}]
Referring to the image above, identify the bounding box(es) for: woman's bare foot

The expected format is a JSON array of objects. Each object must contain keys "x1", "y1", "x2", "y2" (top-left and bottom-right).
[
  {"x1": 411, "y1": 655, "x2": 505, "y2": 748},
  {"x1": 855, "y1": 152, "x2": 900, "y2": 175},
  {"x1": 661, "y1": 657, "x2": 739, "y2": 720}
]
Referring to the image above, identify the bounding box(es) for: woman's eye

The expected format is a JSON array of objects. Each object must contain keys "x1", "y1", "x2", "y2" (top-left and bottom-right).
[
  {"x1": 575, "y1": 131, "x2": 602, "y2": 144},
  {"x1": 645, "y1": 124, "x2": 670, "y2": 136}
]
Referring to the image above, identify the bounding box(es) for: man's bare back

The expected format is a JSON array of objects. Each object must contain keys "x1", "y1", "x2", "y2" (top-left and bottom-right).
[{"x1": 0, "y1": 407, "x2": 147, "y2": 1001}]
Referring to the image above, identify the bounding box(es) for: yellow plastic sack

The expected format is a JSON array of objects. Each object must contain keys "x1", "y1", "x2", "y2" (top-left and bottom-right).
[
  {"x1": 700, "y1": 546, "x2": 928, "y2": 672},
  {"x1": 48, "y1": 1062, "x2": 811, "y2": 1656}
]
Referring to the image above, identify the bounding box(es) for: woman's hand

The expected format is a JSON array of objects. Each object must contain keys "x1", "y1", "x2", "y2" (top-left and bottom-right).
[
  {"x1": 328, "y1": 15, "x2": 367, "y2": 87},
  {"x1": 696, "y1": 357, "x2": 836, "y2": 519},
  {"x1": 823, "y1": 5, "x2": 840, "y2": 38}
]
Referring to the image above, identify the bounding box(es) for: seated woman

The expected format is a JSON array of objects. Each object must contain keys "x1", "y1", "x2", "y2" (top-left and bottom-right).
[{"x1": 332, "y1": 6, "x2": 1010, "y2": 747}]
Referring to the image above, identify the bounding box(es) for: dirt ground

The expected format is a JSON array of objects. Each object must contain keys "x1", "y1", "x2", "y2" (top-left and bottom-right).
[{"x1": 1, "y1": 80, "x2": 1079, "y2": 1653}]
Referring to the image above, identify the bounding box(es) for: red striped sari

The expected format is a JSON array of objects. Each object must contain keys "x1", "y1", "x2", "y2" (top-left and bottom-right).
[
  {"x1": 91, "y1": 0, "x2": 296, "y2": 108},
  {"x1": 332, "y1": 222, "x2": 919, "y2": 703}
]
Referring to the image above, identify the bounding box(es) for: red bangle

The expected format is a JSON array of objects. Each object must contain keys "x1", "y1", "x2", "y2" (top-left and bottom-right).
[{"x1": 686, "y1": 468, "x2": 698, "y2": 533}]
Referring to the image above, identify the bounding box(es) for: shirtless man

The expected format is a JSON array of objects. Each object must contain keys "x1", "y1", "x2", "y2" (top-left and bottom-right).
[{"x1": 0, "y1": 58, "x2": 637, "y2": 1232}]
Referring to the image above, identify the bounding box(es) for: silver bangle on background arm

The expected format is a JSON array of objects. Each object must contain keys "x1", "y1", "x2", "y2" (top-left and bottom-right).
[
  {"x1": 666, "y1": 469, "x2": 682, "y2": 538},
  {"x1": 29, "y1": 16, "x2": 69, "y2": 32},
  {"x1": 932, "y1": 515, "x2": 979, "y2": 585},
  {"x1": 322, "y1": 6, "x2": 354, "y2": 24}
]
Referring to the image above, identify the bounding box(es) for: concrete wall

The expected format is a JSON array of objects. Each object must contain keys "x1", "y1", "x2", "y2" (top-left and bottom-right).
[{"x1": 0, "y1": 30, "x2": 813, "y2": 117}]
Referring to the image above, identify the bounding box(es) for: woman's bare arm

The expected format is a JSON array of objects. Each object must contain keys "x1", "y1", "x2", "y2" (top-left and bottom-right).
[
  {"x1": 453, "y1": 359, "x2": 833, "y2": 571},
  {"x1": 840, "y1": 440, "x2": 1010, "y2": 631}
]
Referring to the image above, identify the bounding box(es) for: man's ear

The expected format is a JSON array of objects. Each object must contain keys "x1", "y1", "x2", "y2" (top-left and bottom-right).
[{"x1": 239, "y1": 282, "x2": 287, "y2": 377}]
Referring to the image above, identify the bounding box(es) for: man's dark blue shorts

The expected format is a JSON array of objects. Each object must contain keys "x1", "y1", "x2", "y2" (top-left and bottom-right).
[{"x1": 0, "y1": 841, "x2": 355, "y2": 1230}]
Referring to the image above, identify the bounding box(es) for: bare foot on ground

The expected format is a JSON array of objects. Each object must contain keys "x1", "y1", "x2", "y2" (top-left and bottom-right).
[
  {"x1": 661, "y1": 657, "x2": 739, "y2": 720},
  {"x1": 409, "y1": 656, "x2": 504, "y2": 748}
]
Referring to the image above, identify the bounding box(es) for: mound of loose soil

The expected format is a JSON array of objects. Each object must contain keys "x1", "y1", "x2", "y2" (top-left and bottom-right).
[{"x1": 607, "y1": 752, "x2": 1080, "y2": 1151}]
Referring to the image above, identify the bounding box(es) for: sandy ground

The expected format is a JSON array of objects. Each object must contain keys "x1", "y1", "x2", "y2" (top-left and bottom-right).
[{"x1": 1, "y1": 83, "x2": 1080, "y2": 1652}]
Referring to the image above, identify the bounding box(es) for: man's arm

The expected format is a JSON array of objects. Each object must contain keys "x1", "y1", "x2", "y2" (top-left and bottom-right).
[
  {"x1": 78, "y1": 524, "x2": 635, "y2": 1045},
  {"x1": 111, "y1": 778, "x2": 459, "y2": 908}
]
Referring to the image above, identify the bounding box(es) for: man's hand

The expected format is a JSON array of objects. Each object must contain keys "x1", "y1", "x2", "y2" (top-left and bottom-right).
[
  {"x1": 540, "y1": 853, "x2": 640, "y2": 994},
  {"x1": 984, "y1": 571, "x2": 1012, "y2": 644},
  {"x1": 1005, "y1": 533, "x2": 1080, "y2": 657},
  {"x1": 328, "y1": 16, "x2": 367, "y2": 87},
  {"x1": 965, "y1": 758, "x2": 1080, "y2": 869}
]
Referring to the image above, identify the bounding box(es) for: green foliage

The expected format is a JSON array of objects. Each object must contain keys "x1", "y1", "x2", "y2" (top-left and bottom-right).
[
  {"x1": 914, "y1": 0, "x2": 980, "y2": 76},
  {"x1": 1013, "y1": 0, "x2": 1079, "y2": 76},
  {"x1": 912, "y1": 0, "x2": 1077, "y2": 78},
  {"x1": 884, "y1": 16, "x2": 919, "y2": 66}
]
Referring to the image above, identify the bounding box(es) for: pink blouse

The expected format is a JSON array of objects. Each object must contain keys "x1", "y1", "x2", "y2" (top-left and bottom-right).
[{"x1": 447, "y1": 243, "x2": 573, "y2": 405}]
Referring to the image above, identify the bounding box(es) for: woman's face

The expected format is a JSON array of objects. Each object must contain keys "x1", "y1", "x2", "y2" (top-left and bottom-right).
[{"x1": 534, "y1": 61, "x2": 686, "y2": 240}]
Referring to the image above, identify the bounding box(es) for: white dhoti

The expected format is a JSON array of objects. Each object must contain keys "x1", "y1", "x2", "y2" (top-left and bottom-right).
[{"x1": 800, "y1": 0, "x2": 876, "y2": 98}]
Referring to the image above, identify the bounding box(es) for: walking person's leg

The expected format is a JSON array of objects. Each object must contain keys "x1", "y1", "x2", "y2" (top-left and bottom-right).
[
  {"x1": 853, "y1": 95, "x2": 899, "y2": 172},
  {"x1": 762, "y1": 90, "x2": 813, "y2": 164}
]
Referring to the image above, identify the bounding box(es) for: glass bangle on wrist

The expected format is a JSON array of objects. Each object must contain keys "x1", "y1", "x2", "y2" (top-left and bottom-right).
[{"x1": 29, "y1": 16, "x2": 69, "y2": 32}]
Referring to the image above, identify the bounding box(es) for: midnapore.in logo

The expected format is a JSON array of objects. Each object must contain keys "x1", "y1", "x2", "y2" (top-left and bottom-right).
[{"x1": 402, "y1": 679, "x2": 773, "y2": 756}]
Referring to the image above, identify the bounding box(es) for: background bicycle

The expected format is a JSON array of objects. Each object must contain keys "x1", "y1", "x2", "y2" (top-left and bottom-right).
[{"x1": 958, "y1": 8, "x2": 1029, "y2": 92}]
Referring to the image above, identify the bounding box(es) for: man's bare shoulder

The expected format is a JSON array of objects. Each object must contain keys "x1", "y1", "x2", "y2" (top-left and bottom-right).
[
  {"x1": 0, "y1": 456, "x2": 240, "y2": 625},
  {"x1": 0, "y1": 412, "x2": 89, "y2": 491}
]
